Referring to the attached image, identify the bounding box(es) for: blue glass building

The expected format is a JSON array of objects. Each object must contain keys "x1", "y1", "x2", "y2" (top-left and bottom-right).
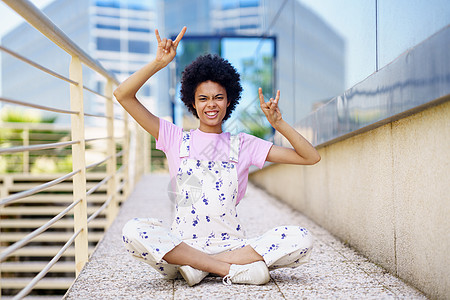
[{"x1": 1, "y1": 0, "x2": 158, "y2": 124}]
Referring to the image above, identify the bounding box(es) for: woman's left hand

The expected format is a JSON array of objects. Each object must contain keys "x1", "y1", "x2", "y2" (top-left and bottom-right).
[{"x1": 259, "y1": 88, "x2": 282, "y2": 129}]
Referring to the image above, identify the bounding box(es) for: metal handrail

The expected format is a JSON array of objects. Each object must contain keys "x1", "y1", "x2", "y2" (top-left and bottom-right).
[
  {"x1": 0, "y1": 169, "x2": 81, "y2": 206},
  {"x1": 85, "y1": 136, "x2": 125, "y2": 143},
  {"x1": 116, "y1": 181, "x2": 126, "y2": 193},
  {"x1": 116, "y1": 164, "x2": 125, "y2": 175},
  {"x1": 0, "y1": 96, "x2": 78, "y2": 114},
  {"x1": 0, "y1": 198, "x2": 82, "y2": 261},
  {"x1": 2, "y1": 0, "x2": 119, "y2": 85},
  {"x1": 0, "y1": 121, "x2": 71, "y2": 130},
  {"x1": 86, "y1": 174, "x2": 112, "y2": 196},
  {"x1": 86, "y1": 155, "x2": 113, "y2": 170},
  {"x1": 86, "y1": 167, "x2": 126, "y2": 225},
  {"x1": 85, "y1": 136, "x2": 112, "y2": 143},
  {"x1": 12, "y1": 227, "x2": 83, "y2": 300},
  {"x1": 0, "y1": 45, "x2": 78, "y2": 85},
  {"x1": 0, "y1": 140, "x2": 80, "y2": 154},
  {"x1": 116, "y1": 150, "x2": 124, "y2": 157},
  {"x1": 0, "y1": 0, "x2": 140, "y2": 298},
  {"x1": 83, "y1": 86, "x2": 110, "y2": 99},
  {"x1": 84, "y1": 112, "x2": 108, "y2": 118},
  {"x1": 87, "y1": 195, "x2": 112, "y2": 224}
]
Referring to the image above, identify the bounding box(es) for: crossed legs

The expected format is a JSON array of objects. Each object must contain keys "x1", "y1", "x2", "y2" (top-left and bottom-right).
[
  {"x1": 162, "y1": 242, "x2": 264, "y2": 277},
  {"x1": 123, "y1": 218, "x2": 312, "y2": 280}
]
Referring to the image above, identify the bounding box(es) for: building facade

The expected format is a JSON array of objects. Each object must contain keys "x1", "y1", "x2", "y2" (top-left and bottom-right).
[
  {"x1": 161, "y1": 0, "x2": 345, "y2": 128},
  {"x1": 2, "y1": 0, "x2": 344, "y2": 128},
  {"x1": 1, "y1": 0, "x2": 157, "y2": 125}
]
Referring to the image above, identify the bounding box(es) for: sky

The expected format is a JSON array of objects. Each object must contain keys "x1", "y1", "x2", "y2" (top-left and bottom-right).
[
  {"x1": 0, "y1": 0, "x2": 56, "y2": 95},
  {"x1": 0, "y1": 0, "x2": 55, "y2": 38}
]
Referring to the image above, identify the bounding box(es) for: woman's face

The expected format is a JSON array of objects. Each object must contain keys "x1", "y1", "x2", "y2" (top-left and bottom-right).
[{"x1": 193, "y1": 80, "x2": 229, "y2": 133}]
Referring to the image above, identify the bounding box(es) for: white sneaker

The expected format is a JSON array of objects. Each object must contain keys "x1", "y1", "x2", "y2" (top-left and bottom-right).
[
  {"x1": 179, "y1": 265, "x2": 209, "y2": 286},
  {"x1": 222, "y1": 261, "x2": 270, "y2": 285}
]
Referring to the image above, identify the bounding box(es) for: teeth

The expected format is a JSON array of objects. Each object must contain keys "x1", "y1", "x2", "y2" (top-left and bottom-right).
[{"x1": 206, "y1": 112, "x2": 217, "y2": 116}]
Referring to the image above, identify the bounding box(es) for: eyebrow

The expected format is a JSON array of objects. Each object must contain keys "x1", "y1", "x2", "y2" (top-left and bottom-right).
[{"x1": 198, "y1": 94, "x2": 224, "y2": 98}]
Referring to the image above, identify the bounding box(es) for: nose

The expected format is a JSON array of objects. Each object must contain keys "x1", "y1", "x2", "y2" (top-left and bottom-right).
[{"x1": 206, "y1": 99, "x2": 217, "y2": 108}]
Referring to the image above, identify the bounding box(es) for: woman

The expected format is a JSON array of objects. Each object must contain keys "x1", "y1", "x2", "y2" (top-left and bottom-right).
[{"x1": 115, "y1": 27, "x2": 320, "y2": 287}]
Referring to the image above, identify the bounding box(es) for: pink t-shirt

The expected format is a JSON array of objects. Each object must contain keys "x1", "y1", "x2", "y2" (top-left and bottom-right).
[{"x1": 155, "y1": 118, "x2": 273, "y2": 205}]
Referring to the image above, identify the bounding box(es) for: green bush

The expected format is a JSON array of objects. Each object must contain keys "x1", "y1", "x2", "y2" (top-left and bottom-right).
[
  {"x1": 1, "y1": 107, "x2": 56, "y2": 123},
  {"x1": 0, "y1": 107, "x2": 70, "y2": 174}
]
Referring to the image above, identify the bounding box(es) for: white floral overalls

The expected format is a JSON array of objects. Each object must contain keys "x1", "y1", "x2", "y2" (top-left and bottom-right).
[
  {"x1": 170, "y1": 131, "x2": 246, "y2": 253},
  {"x1": 122, "y1": 131, "x2": 313, "y2": 279}
]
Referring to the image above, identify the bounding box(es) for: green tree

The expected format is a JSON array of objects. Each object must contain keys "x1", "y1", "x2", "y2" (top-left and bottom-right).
[
  {"x1": 0, "y1": 107, "x2": 72, "y2": 173},
  {"x1": 242, "y1": 55, "x2": 273, "y2": 95}
]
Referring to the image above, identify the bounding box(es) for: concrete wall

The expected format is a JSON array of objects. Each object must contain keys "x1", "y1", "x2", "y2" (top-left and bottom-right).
[{"x1": 250, "y1": 100, "x2": 450, "y2": 299}]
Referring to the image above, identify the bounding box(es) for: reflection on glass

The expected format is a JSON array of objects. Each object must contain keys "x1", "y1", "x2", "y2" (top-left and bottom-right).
[
  {"x1": 222, "y1": 38, "x2": 274, "y2": 137},
  {"x1": 253, "y1": 0, "x2": 348, "y2": 124},
  {"x1": 378, "y1": 0, "x2": 450, "y2": 67},
  {"x1": 162, "y1": 0, "x2": 449, "y2": 146},
  {"x1": 294, "y1": 25, "x2": 450, "y2": 147},
  {"x1": 299, "y1": 0, "x2": 376, "y2": 91},
  {"x1": 174, "y1": 37, "x2": 275, "y2": 138}
]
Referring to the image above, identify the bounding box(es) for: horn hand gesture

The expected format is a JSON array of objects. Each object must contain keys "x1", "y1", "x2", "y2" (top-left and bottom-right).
[
  {"x1": 154, "y1": 26, "x2": 186, "y2": 68},
  {"x1": 259, "y1": 88, "x2": 282, "y2": 129}
]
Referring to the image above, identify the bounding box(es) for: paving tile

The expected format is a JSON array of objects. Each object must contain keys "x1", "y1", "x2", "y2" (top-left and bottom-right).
[
  {"x1": 174, "y1": 276, "x2": 283, "y2": 299},
  {"x1": 281, "y1": 286, "x2": 397, "y2": 300},
  {"x1": 65, "y1": 175, "x2": 428, "y2": 299},
  {"x1": 308, "y1": 240, "x2": 347, "y2": 263}
]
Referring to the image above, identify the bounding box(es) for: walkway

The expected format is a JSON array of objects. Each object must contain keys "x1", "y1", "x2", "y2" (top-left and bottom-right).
[{"x1": 64, "y1": 174, "x2": 426, "y2": 299}]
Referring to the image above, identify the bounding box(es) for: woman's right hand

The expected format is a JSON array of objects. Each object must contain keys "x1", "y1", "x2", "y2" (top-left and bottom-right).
[{"x1": 154, "y1": 26, "x2": 187, "y2": 68}]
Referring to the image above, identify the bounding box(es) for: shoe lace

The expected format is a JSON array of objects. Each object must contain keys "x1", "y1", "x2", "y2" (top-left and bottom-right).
[
  {"x1": 222, "y1": 267, "x2": 248, "y2": 286},
  {"x1": 222, "y1": 274, "x2": 233, "y2": 286}
]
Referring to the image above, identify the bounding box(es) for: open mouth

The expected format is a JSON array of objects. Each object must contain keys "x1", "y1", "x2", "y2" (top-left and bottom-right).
[{"x1": 205, "y1": 111, "x2": 219, "y2": 119}]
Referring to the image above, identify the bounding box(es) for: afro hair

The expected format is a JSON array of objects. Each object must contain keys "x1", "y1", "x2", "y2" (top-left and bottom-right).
[{"x1": 180, "y1": 54, "x2": 242, "y2": 122}]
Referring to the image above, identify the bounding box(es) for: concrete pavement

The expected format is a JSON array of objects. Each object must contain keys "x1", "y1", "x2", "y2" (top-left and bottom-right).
[{"x1": 64, "y1": 174, "x2": 426, "y2": 299}]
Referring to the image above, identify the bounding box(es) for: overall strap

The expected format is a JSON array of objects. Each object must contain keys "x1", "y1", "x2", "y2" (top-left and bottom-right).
[
  {"x1": 229, "y1": 134, "x2": 240, "y2": 163},
  {"x1": 179, "y1": 131, "x2": 191, "y2": 158}
]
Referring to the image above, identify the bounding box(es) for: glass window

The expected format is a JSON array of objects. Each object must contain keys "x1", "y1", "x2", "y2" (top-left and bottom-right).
[
  {"x1": 378, "y1": 0, "x2": 450, "y2": 67},
  {"x1": 96, "y1": 81, "x2": 105, "y2": 94},
  {"x1": 240, "y1": 24, "x2": 258, "y2": 30},
  {"x1": 300, "y1": 0, "x2": 376, "y2": 91},
  {"x1": 222, "y1": 0, "x2": 238, "y2": 10},
  {"x1": 139, "y1": 85, "x2": 151, "y2": 97},
  {"x1": 128, "y1": 27, "x2": 151, "y2": 33},
  {"x1": 95, "y1": 0, "x2": 121, "y2": 9},
  {"x1": 96, "y1": 23, "x2": 120, "y2": 30},
  {"x1": 127, "y1": 0, "x2": 154, "y2": 10},
  {"x1": 128, "y1": 40, "x2": 150, "y2": 53},
  {"x1": 97, "y1": 37, "x2": 121, "y2": 51},
  {"x1": 240, "y1": 0, "x2": 260, "y2": 8},
  {"x1": 174, "y1": 37, "x2": 275, "y2": 135},
  {"x1": 96, "y1": 13, "x2": 120, "y2": 19}
]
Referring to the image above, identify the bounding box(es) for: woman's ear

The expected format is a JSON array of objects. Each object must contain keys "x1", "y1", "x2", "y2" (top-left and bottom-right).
[{"x1": 227, "y1": 100, "x2": 230, "y2": 107}]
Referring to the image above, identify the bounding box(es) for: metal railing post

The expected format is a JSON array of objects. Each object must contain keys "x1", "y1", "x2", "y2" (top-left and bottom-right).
[
  {"x1": 122, "y1": 112, "x2": 130, "y2": 199},
  {"x1": 0, "y1": 177, "x2": 4, "y2": 298},
  {"x1": 23, "y1": 127, "x2": 30, "y2": 173},
  {"x1": 144, "y1": 130, "x2": 150, "y2": 174},
  {"x1": 139, "y1": 125, "x2": 145, "y2": 179},
  {"x1": 105, "y1": 80, "x2": 117, "y2": 227},
  {"x1": 133, "y1": 123, "x2": 142, "y2": 184},
  {"x1": 69, "y1": 56, "x2": 89, "y2": 276},
  {"x1": 0, "y1": 2, "x2": 133, "y2": 296}
]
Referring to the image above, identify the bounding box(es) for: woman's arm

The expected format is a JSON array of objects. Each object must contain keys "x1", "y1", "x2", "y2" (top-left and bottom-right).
[
  {"x1": 258, "y1": 88, "x2": 321, "y2": 165},
  {"x1": 113, "y1": 27, "x2": 186, "y2": 140}
]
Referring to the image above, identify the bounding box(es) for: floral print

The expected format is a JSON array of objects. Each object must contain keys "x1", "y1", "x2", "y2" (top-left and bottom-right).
[
  {"x1": 171, "y1": 131, "x2": 246, "y2": 252},
  {"x1": 121, "y1": 131, "x2": 314, "y2": 280}
]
